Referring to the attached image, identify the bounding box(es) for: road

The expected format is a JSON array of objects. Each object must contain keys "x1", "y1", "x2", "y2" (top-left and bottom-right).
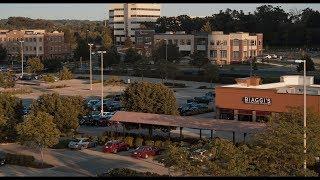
[{"x1": 0, "y1": 143, "x2": 170, "y2": 177}]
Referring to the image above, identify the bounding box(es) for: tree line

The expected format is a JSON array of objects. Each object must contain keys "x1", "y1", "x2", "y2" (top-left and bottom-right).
[{"x1": 142, "y1": 5, "x2": 320, "y2": 48}]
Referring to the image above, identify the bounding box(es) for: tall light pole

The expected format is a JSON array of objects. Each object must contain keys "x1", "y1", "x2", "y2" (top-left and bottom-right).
[
  {"x1": 19, "y1": 40, "x2": 24, "y2": 77},
  {"x1": 97, "y1": 51, "x2": 106, "y2": 115},
  {"x1": 295, "y1": 59, "x2": 307, "y2": 173},
  {"x1": 88, "y1": 43, "x2": 94, "y2": 91},
  {"x1": 165, "y1": 39, "x2": 168, "y2": 61}
]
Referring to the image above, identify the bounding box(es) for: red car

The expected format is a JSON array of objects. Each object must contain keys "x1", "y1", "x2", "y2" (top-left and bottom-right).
[
  {"x1": 131, "y1": 146, "x2": 161, "y2": 159},
  {"x1": 103, "y1": 140, "x2": 130, "y2": 153}
]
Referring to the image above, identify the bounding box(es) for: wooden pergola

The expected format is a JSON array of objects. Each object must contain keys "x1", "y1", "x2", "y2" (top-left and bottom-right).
[{"x1": 110, "y1": 111, "x2": 267, "y2": 143}]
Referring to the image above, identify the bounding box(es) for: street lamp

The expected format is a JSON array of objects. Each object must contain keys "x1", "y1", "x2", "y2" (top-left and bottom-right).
[
  {"x1": 295, "y1": 59, "x2": 307, "y2": 173},
  {"x1": 19, "y1": 40, "x2": 24, "y2": 77},
  {"x1": 97, "y1": 51, "x2": 107, "y2": 115},
  {"x1": 88, "y1": 43, "x2": 94, "y2": 91},
  {"x1": 164, "y1": 39, "x2": 168, "y2": 61}
]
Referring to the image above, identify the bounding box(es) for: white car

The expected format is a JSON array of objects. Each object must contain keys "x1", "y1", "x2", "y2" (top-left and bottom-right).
[
  {"x1": 68, "y1": 138, "x2": 97, "y2": 150},
  {"x1": 263, "y1": 54, "x2": 272, "y2": 59},
  {"x1": 270, "y1": 54, "x2": 278, "y2": 58}
]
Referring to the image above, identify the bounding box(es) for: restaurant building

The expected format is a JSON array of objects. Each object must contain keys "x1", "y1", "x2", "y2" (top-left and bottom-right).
[{"x1": 215, "y1": 76, "x2": 320, "y2": 122}]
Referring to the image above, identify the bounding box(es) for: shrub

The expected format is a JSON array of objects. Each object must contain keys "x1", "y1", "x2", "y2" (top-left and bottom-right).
[
  {"x1": 98, "y1": 168, "x2": 162, "y2": 177},
  {"x1": 98, "y1": 135, "x2": 109, "y2": 145},
  {"x1": 42, "y1": 74, "x2": 56, "y2": 83},
  {"x1": 134, "y1": 137, "x2": 144, "y2": 148},
  {"x1": 0, "y1": 71, "x2": 15, "y2": 88},
  {"x1": 162, "y1": 140, "x2": 172, "y2": 149},
  {"x1": 144, "y1": 140, "x2": 154, "y2": 147},
  {"x1": 105, "y1": 76, "x2": 125, "y2": 86},
  {"x1": 58, "y1": 67, "x2": 73, "y2": 80},
  {"x1": 154, "y1": 140, "x2": 163, "y2": 148},
  {"x1": 5, "y1": 153, "x2": 35, "y2": 166},
  {"x1": 47, "y1": 84, "x2": 69, "y2": 89},
  {"x1": 51, "y1": 139, "x2": 72, "y2": 149},
  {"x1": 124, "y1": 136, "x2": 134, "y2": 147}
]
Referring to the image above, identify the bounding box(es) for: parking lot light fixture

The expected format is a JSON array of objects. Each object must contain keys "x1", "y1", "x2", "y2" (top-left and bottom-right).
[
  {"x1": 19, "y1": 40, "x2": 24, "y2": 76},
  {"x1": 88, "y1": 43, "x2": 94, "y2": 91},
  {"x1": 97, "y1": 51, "x2": 107, "y2": 115}
]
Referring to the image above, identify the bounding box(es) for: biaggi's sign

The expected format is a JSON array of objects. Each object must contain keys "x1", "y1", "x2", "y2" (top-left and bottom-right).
[{"x1": 242, "y1": 96, "x2": 272, "y2": 105}]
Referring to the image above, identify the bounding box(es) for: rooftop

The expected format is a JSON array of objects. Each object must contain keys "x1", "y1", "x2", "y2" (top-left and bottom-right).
[
  {"x1": 110, "y1": 111, "x2": 266, "y2": 133},
  {"x1": 221, "y1": 75, "x2": 320, "y2": 95}
]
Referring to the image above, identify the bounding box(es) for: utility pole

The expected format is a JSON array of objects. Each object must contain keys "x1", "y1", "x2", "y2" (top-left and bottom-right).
[
  {"x1": 303, "y1": 59, "x2": 307, "y2": 173},
  {"x1": 165, "y1": 39, "x2": 168, "y2": 61},
  {"x1": 19, "y1": 40, "x2": 24, "y2": 77},
  {"x1": 88, "y1": 43, "x2": 94, "y2": 91},
  {"x1": 97, "y1": 51, "x2": 106, "y2": 115}
]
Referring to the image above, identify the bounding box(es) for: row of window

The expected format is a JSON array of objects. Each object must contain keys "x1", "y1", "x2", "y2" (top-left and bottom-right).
[
  {"x1": 209, "y1": 50, "x2": 257, "y2": 58},
  {"x1": 50, "y1": 46, "x2": 65, "y2": 52},
  {"x1": 130, "y1": 8, "x2": 160, "y2": 11},
  {"x1": 136, "y1": 37, "x2": 152, "y2": 44},
  {"x1": 131, "y1": 15, "x2": 160, "y2": 18},
  {"x1": 110, "y1": 15, "x2": 124, "y2": 18},
  {"x1": 209, "y1": 39, "x2": 261, "y2": 46},
  {"x1": 0, "y1": 37, "x2": 42, "y2": 42},
  {"x1": 47, "y1": 36, "x2": 63, "y2": 42},
  {"x1": 25, "y1": 46, "x2": 42, "y2": 51},
  {"x1": 155, "y1": 38, "x2": 192, "y2": 45},
  {"x1": 109, "y1": 21, "x2": 124, "y2": 24}
]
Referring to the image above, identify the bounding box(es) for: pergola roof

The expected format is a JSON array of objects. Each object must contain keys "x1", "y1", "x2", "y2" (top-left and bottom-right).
[{"x1": 110, "y1": 111, "x2": 267, "y2": 133}]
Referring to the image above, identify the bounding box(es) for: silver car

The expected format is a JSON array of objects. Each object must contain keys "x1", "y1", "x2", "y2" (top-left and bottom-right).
[{"x1": 68, "y1": 138, "x2": 97, "y2": 150}]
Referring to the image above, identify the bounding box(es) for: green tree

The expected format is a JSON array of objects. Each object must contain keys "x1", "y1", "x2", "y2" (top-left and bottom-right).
[
  {"x1": 43, "y1": 58, "x2": 63, "y2": 73},
  {"x1": 152, "y1": 41, "x2": 181, "y2": 63},
  {"x1": 30, "y1": 93, "x2": 86, "y2": 134},
  {"x1": 134, "y1": 57, "x2": 149, "y2": 80},
  {"x1": 74, "y1": 38, "x2": 89, "y2": 62},
  {"x1": 156, "y1": 59, "x2": 169, "y2": 83},
  {"x1": 167, "y1": 62, "x2": 179, "y2": 86},
  {"x1": 0, "y1": 44, "x2": 7, "y2": 61},
  {"x1": 297, "y1": 53, "x2": 315, "y2": 72},
  {"x1": 0, "y1": 93, "x2": 23, "y2": 142},
  {"x1": 26, "y1": 57, "x2": 44, "y2": 74},
  {"x1": 125, "y1": 48, "x2": 143, "y2": 64},
  {"x1": 190, "y1": 51, "x2": 210, "y2": 71},
  {"x1": 0, "y1": 71, "x2": 16, "y2": 88},
  {"x1": 250, "y1": 107, "x2": 320, "y2": 176},
  {"x1": 122, "y1": 82, "x2": 179, "y2": 115},
  {"x1": 102, "y1": 26, "x2": 113, "y2": 49},
  {"x1": 17, "y1": 111, "x2": 61, "y2": 167},
  {"x1": 203, "y1": 63, "x2": 219, "y2": 88},
  {"x1": 58, "y1": 67, "x2": 73, "y2": 80},
  {"x1": 124, "y1": 37, "x2": 133, "y2": 49},
  {"x1": 102, "y1": 46, "x2": 120, "y2": 67},
  {"x1": 201, "y1": 21, "x2": 212, "y2": 33}
]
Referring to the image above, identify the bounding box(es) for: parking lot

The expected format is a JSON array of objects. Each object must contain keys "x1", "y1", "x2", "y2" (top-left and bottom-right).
[{"x1": 0, "y1": 143, "x2": 170, "y2": 177}]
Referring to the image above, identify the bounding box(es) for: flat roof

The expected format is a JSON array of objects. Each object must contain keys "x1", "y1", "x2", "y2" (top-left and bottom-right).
[{"x1": 110, "y1": 111, "x2": 267, "y2": 133}]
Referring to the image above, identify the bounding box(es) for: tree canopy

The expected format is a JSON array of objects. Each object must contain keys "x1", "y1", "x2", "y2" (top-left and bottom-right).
[
  {"x1": 26, "y1": 57, "x2": 44, "y2": 74},
  {"x1": 152, "y1": 41, "x2": 181, "y2": 63},
  {"x1": 297, "y1": 53, "x2": 315, "y2": 72},
  {"x1": 0, "y1": 44, "x2": 7, "y2": 61}
]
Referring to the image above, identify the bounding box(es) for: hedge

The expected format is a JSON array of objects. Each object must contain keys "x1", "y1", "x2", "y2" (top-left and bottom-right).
[
  {"x1": 5, "y1": 153, "x2": 53, "y2": 168},
  {"x1": 97, "y1": 168, "x2": 164, "y2": 177}
]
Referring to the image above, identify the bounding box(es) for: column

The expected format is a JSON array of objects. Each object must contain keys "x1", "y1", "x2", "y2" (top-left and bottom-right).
[
  {"x1": 234, "y1": 110, "x2": 239, "y2": 121},
  {"x1": 252, "y1": 110, "x2": 257, "y2": 122},
  {"x1": 216, "y1": 108, "x2": 220, "y2": 119}
]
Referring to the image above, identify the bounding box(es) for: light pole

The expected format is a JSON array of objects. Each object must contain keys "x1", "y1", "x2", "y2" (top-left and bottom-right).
[
  {"x1": 295, "y1": 59, "x2": 307, "y2": 173},
  {"x1": 164, "y1": 39, "x2": 168, "y2": 61},
  {"x1": 249, "y1": 39, "x2": 253, "y2": 77},
  {"x1": 97, "y1": 51, "x2": 107, "y2": 115},
  {"x1": 19, "y1": 40, "x2": 24, "y2": 77},
  {"x1": 88, "y1": 43, "x2": 94, "y2": 91}
]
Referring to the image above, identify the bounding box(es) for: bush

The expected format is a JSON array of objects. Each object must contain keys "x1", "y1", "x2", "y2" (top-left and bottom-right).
[
  {"x1": 42, "y1": 74, "x2": 56, "y2": 83},
  {"x1": 105, "y1": 76, "x2": 125, "y2": 86},
  {"x1": 134, "y1": 137, "x2": 144, "y2": 148},
  {"x1": 51, "y1": 139, "x2": 72, "y2": 149},
  {"x1": 98, "y1": 168, "x2": 162, "y2": 177},
  {"x1": 162, "y1": 140, "x2": 172, "y2": 149},
  {"x1": 5, "y1": 153, "x2": 35, "y2": 166},
  {"x1": 124, "y1": 136, "x2": 134, "y2": 147},
  {"x1": 154, "y1": 140, "x2": 163, "y2": 148},
  {"x1": 0, "y1": 71, "x2": 15, "y2": 88},
  {"x1": 98, "y1": 135, "x2": 109, "y2": 145},
  {"x1": 58, "y1": 67, "x2": 73, "y2": 80},
  {"x1": 47, "y1": 84, "x2": 69, "y2": 89},
  {"x1": 144, "y1": 140, "x2": 154, "y2": 146}
]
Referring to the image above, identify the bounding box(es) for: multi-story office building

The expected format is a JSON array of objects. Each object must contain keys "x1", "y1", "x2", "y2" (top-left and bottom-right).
[
  {"x1": 0, "y1": 29, "x2": 70, "y2": 61},
  {"x1": 208, "y1": 31, "x2": 263, "y2": 65},
  {"x1": 134, "y1": 29, "x2": 155, "y2": 57},
  {"x1": 108, "y1": 3, "x2": 161, "y2": 46},
  {"x1": 154, "y1": 31, "x2": 195, "y2": 56},
  {"x1": 44, "y1": 31, "x2": 71, "y2": 59}
]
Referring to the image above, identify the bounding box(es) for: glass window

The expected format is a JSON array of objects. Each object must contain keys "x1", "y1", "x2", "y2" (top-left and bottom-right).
[
  {"x1": 258, "y1": 41, "x2": 261, "y2": 45},
  {"x1": 39, "y1": 46, "x2": 42, "y2": 51},
  {"x1": 223, "y1": 40, "x2": 227, "y2": 46},
  {"x1": 137, "y1": 37, "x2": 143, "y2": 44},
  {"x1": 233, "y1": 51, "x2": 240, "y2": 59},
  {"x1": 210, "y1": 50, "x2": 217, "y2": 58},
  {"x1": 29, "y1": 38, "x2": 32, "y2": 42},
  {"x1": 145, "y1": 37, "x2": 151, "y2": 43},
  {"x1": 180, "y1": 39, "x2": 185, "y2": 45},
  {"x1": 39, "y1": 38, "x2": 42, "y2": 42},
  {"x1": 187, "y1": 39, "x2": 191, "y2": 45},
  {"x1": 34, "y1": 47, "x2": 36, "y2": 51},
  {"x1": 221, "y1": 50, "x2": 227, "y2": 58},
  {"x1": 233, "y1": 39, "x2": 239, "y2": 46},
  {"x1": 210, "y1": 41, "x2": 214, "y2": 45},
  {"x1": 168, "y1": 39, "x2": 173, "y2": 44}
]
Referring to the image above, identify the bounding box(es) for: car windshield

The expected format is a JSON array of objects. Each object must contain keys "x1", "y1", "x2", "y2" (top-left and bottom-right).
[{"x1": 72, "y1": 139, "x2": 82, "y2": 143}]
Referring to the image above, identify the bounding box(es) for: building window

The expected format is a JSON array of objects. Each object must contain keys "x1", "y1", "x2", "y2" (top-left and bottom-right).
[
  {"x1": 258, "y1": 41, "x2": 261, "y2": 45},
  {"x1": 34, "y1": 47, "x2": 36, "y2": 51},
  {"x1": 114, "y1": 28, "x2": 125, "y2": 30},
  {"x1": 180, "y1": 39, "x2": 185, "y2": 45},
  {"x1": 168, "y1": 39, "x2": 173, "y2": 44},
  {"x1": 243, "y1": 40, "x2": 247, "y2": 45},
  {"x1": 131, "y1": 8, "x2": 160, "y2": 11},
  {"x1": 233, "y1": 51, "x2": 240, "y2": 59},
  {"x1": 137, "y1": 37, "x2": 143, "y2": 44},
  {"x1": 250, "y1": 40, "x2": 255, "y2": 46},
  {"x1": 243, "y1": 51, "x2": 247, "y2": 58},
  {"x1": 174, "y1": 39, "x2": 178, "y2": 45},
  {"x1": 39, "y1": 46, "x2": 42, "y2": 51},
  {"x1": 131, "y1": 15, "x2": 160, "y2": 18},
  {"x1": 114, "y1": 8, "x2": 124, "y2": 11},
  {"x1": 221, "y1": 50, "x2": 227, "y2": 58},
  {"x1": 223, "y1": 40, "x2": 227, "y2": 46},
  {"x1": 210, "y1": 41, "x2": 214, "y2": 45},
  {"x1": 39, "y1": 38, "x2": 42, "y2": 42},
  {"x1": 114, "y1": 15, "x2": 124, "y2": 17},
  {"x1": 51, "y1": 47, "x2": 53, "y2": 51},
  {"x1": 233, "y1": 39, "x2": 240, "y2": 46},
  {"x1": 33, "y1": 38, "x2": 36, "y2": 42},
  {"x1": 25, "y1": 47, "x2": 28, "y2": 51},
  {"x1": 29, "y1": 38, "x2": 32, "y2": 42},
  {"x1": 210, "y1": 50, "x2": 217, "y2": 58},
  {"x1": 187, "y1": 39, "x2": 191, "y2": 45}
]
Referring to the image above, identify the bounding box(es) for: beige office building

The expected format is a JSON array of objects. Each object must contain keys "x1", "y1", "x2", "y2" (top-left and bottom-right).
[
  {"x1": 208, "y1": 31, "x2": 263, "y2": 65},
  {"x1": 108, "y1": 3, "x2": 161, "y2": 45}
]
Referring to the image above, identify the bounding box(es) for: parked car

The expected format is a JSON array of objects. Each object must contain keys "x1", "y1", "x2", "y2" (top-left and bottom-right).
[
  {"x1": 270, "y1": 54, "x2": 278, "y2": 59},
  {"x1": 68, "y1": 138, "x2": 97, "y2": 150},
  {"x1": 0, "y1": 150, "x2": 6, "y2": 166},
  {"x1": 87, "y1": 99, "x2": 100, "y2": 109},
  {"x1": 81, "y1": 111, "x2": 115, "y2": 126},
  {"x1": 131, "y1": 146, "x2": 161, "y2": 159},
  {"x1": 92, "y1": 99, "x2": 113, "y2": 111},
  {"x1": 103, "y1": 140, "x2": 130, "y2": 153},
  {"x1": 22, "y1": 106, "x2": 30, "y2": 115},
  {"x1": 20, "y1": 74, "x2": 32, "y2": 80},
  {"x1": 194, "y1": 92, "x2": 214, "y2": 104},
  {"x1": 263, "y1": 54, "x2": 272, "y2": 59}
]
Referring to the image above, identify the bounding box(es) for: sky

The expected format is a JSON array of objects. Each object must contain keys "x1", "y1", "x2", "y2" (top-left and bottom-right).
[{"x1": 0, "y1": 3, "x2": 319, "y2": 21}]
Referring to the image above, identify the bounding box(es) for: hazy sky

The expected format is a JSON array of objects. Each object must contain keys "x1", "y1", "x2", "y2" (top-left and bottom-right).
[{"x1": 0, "y1": 3, "x2": 319, "y2": 20}]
